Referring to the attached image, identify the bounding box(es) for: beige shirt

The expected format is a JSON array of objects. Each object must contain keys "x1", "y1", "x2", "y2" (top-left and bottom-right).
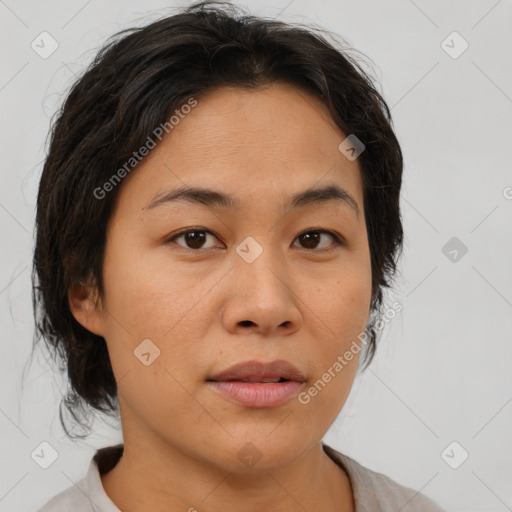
[{"x1": 37, "y1": 443, "x2": 446, "y2": 511}]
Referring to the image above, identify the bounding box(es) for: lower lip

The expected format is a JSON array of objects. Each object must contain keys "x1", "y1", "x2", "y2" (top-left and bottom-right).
[{"x1": 207, "y1": 380, "x2": 304, "y2": 408}]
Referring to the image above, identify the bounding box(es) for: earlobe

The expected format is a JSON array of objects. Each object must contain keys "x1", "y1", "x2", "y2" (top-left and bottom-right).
[{"x1": 68, "y1": 279, "x2": 104, "y2": 337}]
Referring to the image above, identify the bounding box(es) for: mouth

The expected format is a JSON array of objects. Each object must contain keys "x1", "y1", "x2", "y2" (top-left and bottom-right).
[
  {"x1": 213, "y1": 376, "x2": 290, "y2": 383},
  {"x1": 206, "y1": 360, "x2": 306, "y2": 408}
]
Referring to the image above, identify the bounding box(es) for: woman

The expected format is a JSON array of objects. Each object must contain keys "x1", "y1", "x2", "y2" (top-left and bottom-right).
[{"x1": 33, "y1": 1, "x2": 446, "y2": 510}]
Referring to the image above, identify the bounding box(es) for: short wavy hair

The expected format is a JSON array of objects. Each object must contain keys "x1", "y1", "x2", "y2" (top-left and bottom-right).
[{"x1": 31, "y1": 0, "x2": 404, "y2": 437}]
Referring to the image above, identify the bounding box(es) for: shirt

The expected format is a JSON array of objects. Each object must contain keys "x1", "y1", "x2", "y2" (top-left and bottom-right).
[{"x1": 37, "y1": 443, "x2": 447, "y2": 511}]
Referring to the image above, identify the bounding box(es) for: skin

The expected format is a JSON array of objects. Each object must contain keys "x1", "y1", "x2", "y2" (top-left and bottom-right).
[{"x1": 69, "y1": 82, "x2": 373, "y2": 512}]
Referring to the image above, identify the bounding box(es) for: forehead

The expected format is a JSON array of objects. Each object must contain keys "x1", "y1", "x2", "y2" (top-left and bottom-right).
[{"x1": 115, "y1": 83, "x2": 364, "y2": 215}]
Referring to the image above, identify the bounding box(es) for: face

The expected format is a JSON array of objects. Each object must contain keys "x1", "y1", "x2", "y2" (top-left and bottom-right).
[{"x1": 72, "y1": 82, "x2": 372, "y2": 472}]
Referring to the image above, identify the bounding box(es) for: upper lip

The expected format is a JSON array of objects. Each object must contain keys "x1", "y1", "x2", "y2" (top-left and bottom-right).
[{"x1": 207, "y1": 359, "x2": 306, "y2": 382}]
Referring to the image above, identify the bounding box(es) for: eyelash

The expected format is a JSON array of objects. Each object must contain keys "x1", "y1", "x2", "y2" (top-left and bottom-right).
[{"x1": 166, "y1": 228, "x2": 344, "y2": 252}]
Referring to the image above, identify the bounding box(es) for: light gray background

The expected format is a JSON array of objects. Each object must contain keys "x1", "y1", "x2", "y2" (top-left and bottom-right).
[{"x1": 1, "y1": 1, "x2": 511, "y2": 511}]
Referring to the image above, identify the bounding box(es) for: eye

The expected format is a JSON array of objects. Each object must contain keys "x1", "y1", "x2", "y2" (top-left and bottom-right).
[
  {"x1": 292, "y1": 229, "x2": 343, "y2": 251},
  {"x1": 166, "y1": 228, "x2": 343, "y2": 252},
  {"x1": 167, "y1": 228, "x2": 221, "y2": 250}
]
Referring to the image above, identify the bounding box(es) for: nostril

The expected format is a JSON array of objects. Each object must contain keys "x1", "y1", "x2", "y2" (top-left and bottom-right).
[{"x1": 239, "y1": 320, "x2": 253, "y2": 327}]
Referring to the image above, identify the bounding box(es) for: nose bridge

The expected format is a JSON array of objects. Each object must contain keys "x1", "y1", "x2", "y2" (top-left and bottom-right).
[
  {"x1": 235, "y1": 235, "x2": 289, "y2": 302},
  {"x1": 223, "y1": 235, "x2": 302, "y2": 334}
]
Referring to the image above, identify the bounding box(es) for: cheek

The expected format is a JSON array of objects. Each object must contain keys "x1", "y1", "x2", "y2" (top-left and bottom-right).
[
  {"x1": 113, "y1": 357, "x2": 215, "y2": 442},
  {"x1": 302, "y1": 265, "x2": 371, "y2": 401},
  {"x1": 311, "y1": 265, "x2": 372, "y2": 341},
  {"x1": 100, "y1": 239, "x2": 214, "y2": 393},
  {"x1": 101, "y1": 237, "x2": 205, "y2": 338}
]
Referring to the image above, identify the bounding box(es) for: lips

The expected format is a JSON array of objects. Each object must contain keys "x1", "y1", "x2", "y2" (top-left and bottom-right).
[
  {"x1": 207, "y1": 359, "x2": 306, "y2": 383},
  {"x1": 206, "y1": 360, "x2": 306, "y2": 408}
]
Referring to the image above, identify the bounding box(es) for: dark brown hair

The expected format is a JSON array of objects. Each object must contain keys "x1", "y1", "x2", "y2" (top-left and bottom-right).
[{"x1": 32, "y1": 0, "x2": 403, "y2": 437}]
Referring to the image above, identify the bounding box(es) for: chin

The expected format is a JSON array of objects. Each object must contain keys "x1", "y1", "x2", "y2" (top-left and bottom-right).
[{"x1": 204, "y1": 429, "x2": 314, "y2": 473}]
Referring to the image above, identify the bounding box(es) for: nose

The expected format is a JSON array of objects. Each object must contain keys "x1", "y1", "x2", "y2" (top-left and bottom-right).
[{"x1": 222, "y1": 248, "x2": 302, "y2": 337}]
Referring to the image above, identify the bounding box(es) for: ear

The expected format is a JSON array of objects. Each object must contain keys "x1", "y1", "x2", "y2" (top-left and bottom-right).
[{"x1": 68, "y1": 275, "x2": 105, "y2": 337}]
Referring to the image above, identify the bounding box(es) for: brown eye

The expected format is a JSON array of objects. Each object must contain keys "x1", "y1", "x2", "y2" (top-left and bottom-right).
[
  {"x1": 167, "y1": 228, "x2": 342, "y2": 252},
  {"x1": 293, "y1": 230, "x2": 342, "y2": 251},
  {"x1": 168, "y1": 229, "x2": 220, "y2": 250}
]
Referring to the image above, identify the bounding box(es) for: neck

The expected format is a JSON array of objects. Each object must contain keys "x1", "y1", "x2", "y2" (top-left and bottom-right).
[{"x1": 101, "y1": 431, "x2": 354, "y2": 512}]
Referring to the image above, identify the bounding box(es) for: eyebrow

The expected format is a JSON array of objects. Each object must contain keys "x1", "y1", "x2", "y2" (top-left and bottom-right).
[{"x1": 145, "y1": 183, "x2": 360, "y2": 217}]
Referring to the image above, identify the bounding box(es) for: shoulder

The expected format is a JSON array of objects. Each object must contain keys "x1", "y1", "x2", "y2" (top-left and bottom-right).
[
  {"x1": 323, "y1": 444, "x2": 447, "y2": 512},
  {"x1": 36, "y1": 477, "x2": 91, "y2": 512},
  {"x1": 36, "y1": 445, "x2": 123, "y2": 512}
]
